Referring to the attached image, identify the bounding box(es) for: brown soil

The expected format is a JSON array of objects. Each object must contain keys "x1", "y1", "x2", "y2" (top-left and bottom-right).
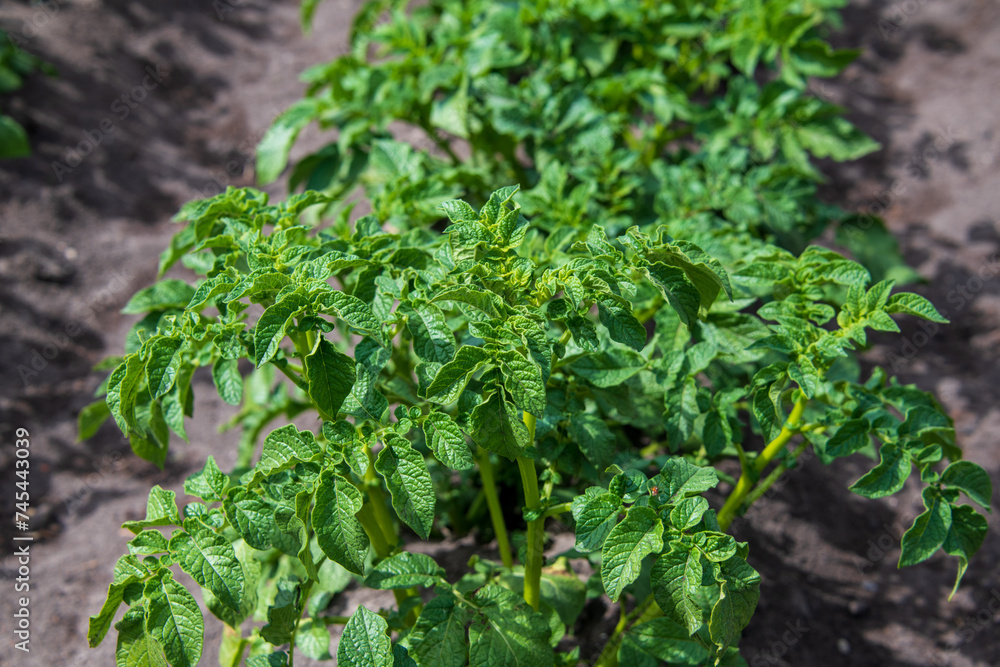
[{"x1": 0, "y1": 1, "x2": 997, "y2": 665}]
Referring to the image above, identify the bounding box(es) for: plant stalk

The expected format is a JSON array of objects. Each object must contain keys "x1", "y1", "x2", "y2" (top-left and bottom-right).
[
  {"x1": 478, "y1": 449, "x2": 514, "y2": 568},
  {"x1": 717, "y1": 396, "x2": 807, "y2": 530},
  {"x1": 517, "y1": 411, "x2": 544, "y2": 611}
]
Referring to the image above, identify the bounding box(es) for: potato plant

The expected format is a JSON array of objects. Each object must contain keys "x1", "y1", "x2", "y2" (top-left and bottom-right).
[{"x1": 80, "y1": 1, "x2": 992, "y2": 666}]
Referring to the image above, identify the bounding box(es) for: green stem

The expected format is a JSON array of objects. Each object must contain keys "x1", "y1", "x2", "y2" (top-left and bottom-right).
[
  {"x1": 478, "y1": 449, "x2": 514, "y2": 568},
  {"x1": 541, "y1": 502, "x2": 572, "y2": 520},
  {"x1": 717, "y1": 396, "x2": 808, "y2": 530},
  {"x1": 595, "y1": 599, "x2": 663, "y2": 667},
  {"x1": 288, "y1": 579, "x2": 315, "y2": 667},
  {"x1": 517, "y1": 411, "x2": 544, "y2": 611}
]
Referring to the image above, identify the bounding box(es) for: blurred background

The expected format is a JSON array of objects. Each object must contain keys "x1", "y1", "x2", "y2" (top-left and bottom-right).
[{"x1": 0, "y1": 0, "x2": 998, "y2": 664}]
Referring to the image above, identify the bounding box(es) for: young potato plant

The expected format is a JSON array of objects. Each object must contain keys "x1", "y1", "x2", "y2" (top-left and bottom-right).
[
  {"x1": 83, "y1": 183, "x2": 991, "y2": 667},
  {"x1": 261, "y1": 0, "x2": 916, "y2": 283}
]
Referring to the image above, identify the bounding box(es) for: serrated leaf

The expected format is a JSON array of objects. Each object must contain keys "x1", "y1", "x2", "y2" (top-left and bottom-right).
[
  {"x1": 654, "y1": 459, "x2": 720, "y2": 504},
  {"x1": 366, "y1": 552, "x2": 445, "y2": 589},
  {"x1": 245, "y1": 425, "x2": 321, "y2": 487},
  {"x1": 254, "y1": 294, "x2": 307, "y2": 366},
  {"x1": 426, "y1": 345, "x2": 492, "y2": 403},
  {"x1": 422, "y1": 410, "x2": 474, "y2": 470},
  {"x1": 144, "y1": 571, "x2": 203, "y2": 667},
  {"x1": 601, "y1": 505, "x2": 664, "y2": 602},
  {"x1": 212, "y1": 358, "x2": 244, "y2": 406},
  {"x1": 146, "y1": 337, "x2": 184, "y2": 399},
  {"x1": 468, "y1": 585, "x2": 553, "y2": 667},
  {"x1": 825, "y1": 419, "x2": 870, "y2": 458},
  {"x1": 572, "y1": 491, "x2": 622, "y2": 552},
  {"x1": 338, "y1": 606, "x2": 393, "y2": 667},
  {"x1": 223, "y1": 489, "x2": 275, "y2": 551},
  {"x1": 375, "y1": 434, "x2": 436, "y2": 540},
  {"x1": 651, "y1": 548, "x2": 705, "y2": 635},
  {"x1": 184, "y1": 455, "x2": 228, "y2": 501},
  {"x1": 306, "y1": 338, "x2": 357, "y2": 418},
  {"x1": 708, "y1": 555, "x2": 761, "y2": 653},
  {"x1": 569, "y1": 413, "x2": 616, "y2": 469},
  {"x1": 886, "y1": 293, "x2": 949, "y2": 323},
  {"x1": 123, "y1": 280, "x2": 196, "y2": 314},
  {"x1": 619, "y1": 617, "x2": 710, "y2": 665},
  {"x1": 312, "y1": 469, "x2": 370, "y2": 575},
  {"x1": 899, "y1": 487, "x2": 952, "y2": 567},
  {"x1": 849, "y1": 443, "x2": 911, "y2": 499},
  {"x1": 123, "y1": 486, "x2": 182, "y2": 533},
  {"x1": 469, "y1": 388, "x2": 530, "y2": 460},
  {"x1": 598, "y1": 300, "x2": 647, "y2": 351},
  {"x1": 940, "y1": 461, "x2": 992, "y2": 509},
  {"x1": 411, "y1": 594, "x2": 469, "y2": 667},
  {"x1": 170, "y1": 527, "x2": 245, "y2": 612},
  {"x1": 646, "y1": 263, "x2": 701, "y2": 326},
  {"x1": 499, "y1": 349, "x2": 546, "y2": 416},
  {"x1": 402, "y1": 301, "x2": 456, "y2": 363}
]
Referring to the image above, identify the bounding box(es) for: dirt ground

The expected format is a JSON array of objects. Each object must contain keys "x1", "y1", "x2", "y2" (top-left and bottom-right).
[{"x1": 0, "y1": 0, "x2": 998, "y2": 665}]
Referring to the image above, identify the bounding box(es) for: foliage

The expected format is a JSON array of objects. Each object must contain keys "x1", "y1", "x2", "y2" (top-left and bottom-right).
[
  {"x1": 259, "y1": 0, "x2": 915, "y2": 283},
  {"x1": 81, "y1": 2, "x2": 991, "y2": 666},
  {"x1": 0, "y1": 30, "x2": 50, "y2": 158}
]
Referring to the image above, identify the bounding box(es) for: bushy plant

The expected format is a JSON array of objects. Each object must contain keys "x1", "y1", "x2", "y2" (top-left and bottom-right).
[{"x1": 81, "y1": 2, "x2": 991, "y2": 666}]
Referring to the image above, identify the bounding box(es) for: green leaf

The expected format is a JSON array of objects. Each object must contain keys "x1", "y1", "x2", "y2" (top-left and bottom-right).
[
  {"x1": 646, "y1": 263, "x2": 701, "y2": 326},
  {"x1": 184, "y1": 456, "x2": 228, "y2": 501},
  {"x1": 653, "y1": 458, "x2": 720, "y2": 503},
  {"x1": 402, "y1": 301, "x2": 456, "y2": 364},
  {"x1": 223, "y1": 489, "x2": 275, "y2": 551},
  {"x1": 144, "y1": 571, "x2": 203, "y2": 667},
  {"x1": 469, "y1": 388, "x2": 530, "y2": 460},
  {"x1": 598, "y1": 300, "x2": 647, "y2": 351},
  {"x1": 708, "y1": 555, "x2": 761, "y2": 653},
  {"x1": 306, "y1": 338, "x2": 357, "y2": 418},
  {"x1": 569, "y1": 346, "x2": 647, "y2": 388},
  {"x1": 123, "y1": 486, "x2": 182, "y2": 533},
  {"x1": 825, "y1": 419, "x2": 870, "y2": 458},
  {"x1": 261, "y1": 578, "x2": 301, "y2": 646},
  {"x1": 569, "y1": 413, "x2": 616, "y2": 469},
  {"x1": 123, "y1": 280, "x2": 196, "y2": 314},
  {"x1": 468, "y1": 585, "x2": 553, "y2": 667},
  {"x1": 106, "y1": 354, "x2": 146, "y2": 435},
  {"x1": 366, "y1": 552, "x2": 445, "y2": 589},
  {"x1": 254, "y1": 294, "x2": 307, "y2": 367},
  {"x1": 650, "y1": 547, "x2": 705, "y2": 635},
  {"x1": 425, "y1": 345, "x2": 492, "y2": 403},
  {"x1": 572, "y1": 491, "x2": 623, "y2": 552},
  {"x1": 0, "y1": 114, "x2": 30, "y2": 158},
  {"x1": 885, "y1": 293, "x2": 949, "y2": 323},
  {"x1": 77, "y1": 399, "x2": 112, "y2": 442},
  {"x1": 601, "y1": 505, "x2": 664, "y2": 602},
  {"x1": 247, "y1": 652, "x2": 288, "y2": 667},
  {"x1": 146, "y1": 337, "x2": 184, "y2": 399},
  {"x1": 849, "y1": 443, "x2": 911, "y2": 499},
  {"x1": 942, "y1": 504, "x2": 988, "y2": 596},
  {"x1": 619, "y1": 617, "x2": 710, "y2": 665},
  {"x1": 296, "y1": 618, "x2": 331, "y2": 660},
  {"x1": 300, "y1": 0, "x2": 321, "y2": 31},
  {"x1": 410, "y1": 594, "x2": 470, "y2": 667},
  {"x1": 212, "y1": 358, "x2": 244, "y2": 406},
  {"x1": 375, "y1": 434, "x2": 436, "y2": 540},
  {"x1": 670, "y1": 497, "x2": 710, "y2": 531},
  {"x1": 169, "y1": 526, "x2": 245, "y2": 612},
  {"x1": 431, "y1": 286, "x2": 501, "y2": 318},
  {"x1": 338, "y1": 606, "x2": 393, "y2": 667},
  {"x1": 422, "y1": 410, "x2": 474, "y2": 470},
  {"x1": 499, "y1": 349, "x2": 546, "y2": 416},
  {"x1": 257, "y1": 99, "x2": 321, "y2": 184},
  {"x1": 899, "y1": 487, "x2": 953, "y2": 567},
  {"x1": 941, "y1": 461, "x2": 993, "y2": 509},
  {"x1": 89, "y1": 580, "x2": 136, "y2": 648},
  {"x1": 313, "y1": 469, "x2": 370, "y2": 575},
  {"x1": 245, "y1": 425, "x2": 321, "y2": 487}
]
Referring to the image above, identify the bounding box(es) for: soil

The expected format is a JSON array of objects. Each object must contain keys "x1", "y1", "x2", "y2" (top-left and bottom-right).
[{"x1": 0, "y1": 0, "x2": 998, "y2": 665}]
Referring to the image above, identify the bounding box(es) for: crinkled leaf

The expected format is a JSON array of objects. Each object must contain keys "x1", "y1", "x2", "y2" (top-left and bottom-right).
[
  {"x1": 375, "y1": 434, "x2": 436, "y2": 540},
  {"x1": 601, "y1": 505, "x2": 664, "y2": 602}
]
